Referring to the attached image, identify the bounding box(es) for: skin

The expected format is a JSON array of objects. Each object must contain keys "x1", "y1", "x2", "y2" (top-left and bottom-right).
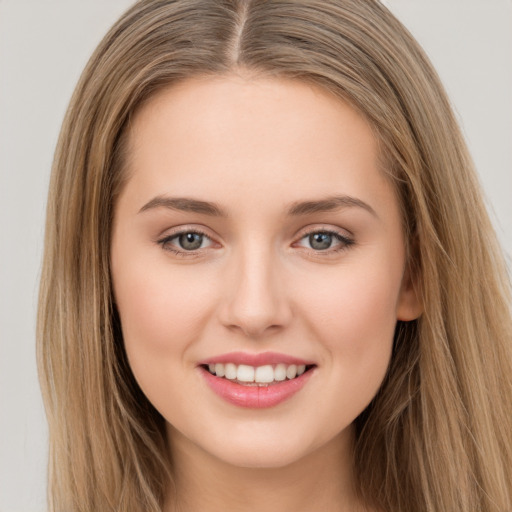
[{"x1": 110, "y1": 75, "x2": 421, "y2": 511}]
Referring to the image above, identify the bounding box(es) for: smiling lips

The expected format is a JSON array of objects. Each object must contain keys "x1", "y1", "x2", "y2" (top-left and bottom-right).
[{"x1": 198, "y1": 351, "x2": 316, "y2": 408}]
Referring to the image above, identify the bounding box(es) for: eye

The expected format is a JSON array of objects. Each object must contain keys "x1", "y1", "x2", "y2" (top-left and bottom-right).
[
  {"x1": 175, "y1": 232, "x2": 208, "y2": 251},
  {"x1": 157, "y1": 229, "x2": 214, "y2": 255},
  {"x1": 295, "y1": 230, "x2": 354, "y2": 253}
]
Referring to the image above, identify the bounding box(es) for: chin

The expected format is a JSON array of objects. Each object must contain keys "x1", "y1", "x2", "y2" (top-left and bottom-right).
[
  {"x1": 212, "y1": 444, "x2": 308, "y2": 469},
  {"x1": 195, "y1": 424, "x2": 331, "y2": 470}
]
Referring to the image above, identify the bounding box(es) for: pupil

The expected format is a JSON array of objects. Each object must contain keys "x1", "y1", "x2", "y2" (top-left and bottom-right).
[
  {"x1": 179, "y1": 233, "x2": 203, "y2": 250},
  {"x1": 309, "y1": 233, "x2": 332, "y2": 250}
]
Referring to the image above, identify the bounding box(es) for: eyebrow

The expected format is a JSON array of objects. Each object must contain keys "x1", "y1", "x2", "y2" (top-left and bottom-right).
[
  {"x1": 138, "y1": 194, "x2": 377, "y2": 218},
  {"x1": 287, "y1": 195, "x2": 377, "y2": 217},
  {"x1": 139, "y1": 196, "x2": 228, "y2": 216}
]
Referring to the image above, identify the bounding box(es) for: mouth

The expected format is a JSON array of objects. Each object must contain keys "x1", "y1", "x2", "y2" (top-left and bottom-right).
[
  {"x1": 200, "y1": 362, "x2": 316, "y2": 386},
  {"x1": 197, "y1": 353, "x2": 317, "y2": 408}
]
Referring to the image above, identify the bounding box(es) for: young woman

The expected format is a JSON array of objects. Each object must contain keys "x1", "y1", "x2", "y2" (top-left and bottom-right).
[{"x1": 37, "y1": 1, "x2": 512, "y2": 511}]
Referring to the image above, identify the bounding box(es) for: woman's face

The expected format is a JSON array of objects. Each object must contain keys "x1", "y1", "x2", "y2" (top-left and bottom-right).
[{"x1": 111, "y1": 76, "x2": 421, "y2": 468}]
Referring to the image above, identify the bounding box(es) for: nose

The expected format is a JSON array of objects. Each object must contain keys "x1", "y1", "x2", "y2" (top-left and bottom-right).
[{"x1": 217, "y1": 244, "x2": 292, "y2": 338}]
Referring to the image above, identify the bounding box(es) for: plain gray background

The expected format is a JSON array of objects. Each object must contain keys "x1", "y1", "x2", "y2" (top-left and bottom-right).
[{"x1": 1, "y1": 1, "x2": 511, "y2": 511}]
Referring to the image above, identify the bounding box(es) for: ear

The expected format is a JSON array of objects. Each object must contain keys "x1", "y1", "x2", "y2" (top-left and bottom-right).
[{"x1": 396, "y1": 263, "x2": 423, "y2": 321}]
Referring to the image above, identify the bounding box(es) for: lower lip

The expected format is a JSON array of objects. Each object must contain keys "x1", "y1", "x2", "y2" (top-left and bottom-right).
[{"x1": 199, "y1": 366, "x2": 314, "y2": 408}]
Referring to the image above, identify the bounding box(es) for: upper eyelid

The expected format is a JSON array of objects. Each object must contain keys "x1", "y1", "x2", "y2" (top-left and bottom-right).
[
  {"x1": 158, "y1": 225, "x2": 349, "y2": 237},
  {"x1": 295, "y1": 224, "x2": 353, "y2": 240},
  {"x1": 162, "y1": 230, "x2": 213, "y2": 243},
  {"x1": 157, "y1": 225, "x2": 214, "y2": 241}
]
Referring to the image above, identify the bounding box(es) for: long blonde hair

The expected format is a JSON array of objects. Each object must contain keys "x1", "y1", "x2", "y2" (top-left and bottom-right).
[{"x1": 37, "y1": 1, "x2": 512, "y2": 511}]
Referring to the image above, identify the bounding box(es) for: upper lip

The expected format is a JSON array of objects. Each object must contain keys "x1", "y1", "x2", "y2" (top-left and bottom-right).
[{"x1": 198, "y1": 351, "x2": 315, "y2": 367}]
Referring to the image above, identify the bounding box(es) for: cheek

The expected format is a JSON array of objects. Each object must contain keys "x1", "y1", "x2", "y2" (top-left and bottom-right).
[
  {"x1": 296, "y1": 261, "x2": 400, "y2": 406},
  {"x1": 300, "y1": 262, "x2": 400, "y2": 343},
  {"x1": 112, "y1": 254, "x2": 216, "y2": 379},
  {"x1": 111, "y1": 257, "x2": 222, "y2": 423}
]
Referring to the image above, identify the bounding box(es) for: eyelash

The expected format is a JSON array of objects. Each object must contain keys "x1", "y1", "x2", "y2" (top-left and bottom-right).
[
  {"x1": 156, "y1": 227, "x2": 355, "y2": 258},
  {"x1": 297, "y1": 228, "x2": 355, "y2": 254},
  {"x1": 157, "y1": 228, "x2": 213, "y2": 257}
]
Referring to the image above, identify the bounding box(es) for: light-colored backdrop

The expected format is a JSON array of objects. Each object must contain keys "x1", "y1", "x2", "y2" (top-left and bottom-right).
[{"x1": 1, "y1": 1, "x2": 510, "y2": 511}]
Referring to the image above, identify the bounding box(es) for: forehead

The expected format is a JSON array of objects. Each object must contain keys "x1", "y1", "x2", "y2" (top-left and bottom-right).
[
  {"x1": 129, "y1": 75, "x2": 376, "y2": 159},
  {"x1": 121, "y1": 75, "x2": 398, "y2": 221}
]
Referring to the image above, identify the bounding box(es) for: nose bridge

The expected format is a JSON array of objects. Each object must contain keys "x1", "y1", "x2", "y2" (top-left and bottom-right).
[{"x1": 219, "y1": 238, "x2": 291, "y2": 337}]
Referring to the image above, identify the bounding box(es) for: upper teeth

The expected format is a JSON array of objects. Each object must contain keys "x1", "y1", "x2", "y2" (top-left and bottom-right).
[{"x1": 207, "y1": 363, "x2": 307, "y2": 383}]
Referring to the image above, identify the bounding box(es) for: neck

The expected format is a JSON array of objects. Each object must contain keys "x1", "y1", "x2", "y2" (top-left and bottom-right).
[{"x1": 164, "y1": 424, "x2": 368, "y2": 512}]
